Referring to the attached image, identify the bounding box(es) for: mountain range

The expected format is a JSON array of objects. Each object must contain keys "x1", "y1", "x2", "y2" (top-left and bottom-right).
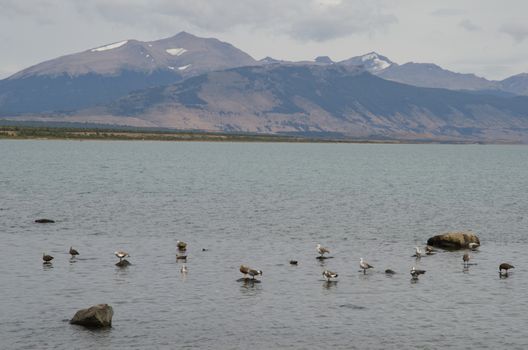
[{"x1": 1, "y1": 32, "x2": 528, "y2": 142}]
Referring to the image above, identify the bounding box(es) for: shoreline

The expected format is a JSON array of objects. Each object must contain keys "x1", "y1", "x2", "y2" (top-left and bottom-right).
[{"x1": 0, "y1": 125, "x2": 518, "y2": 144}]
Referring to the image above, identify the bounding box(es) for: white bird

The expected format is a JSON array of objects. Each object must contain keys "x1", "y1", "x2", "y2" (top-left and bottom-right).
[
  {"x1": 316, "y1": 244, "x2": 330, "y2": 257},
  {"x1": 360, "y1": 258, "x2": 374, "y2": 274},
  {"x1": 114, "y1": 251, "x2": 129, "y2": 261},
  {"x1": 322, "y1": 270, "x2": 338, "y2": 281},
  {"x1": 415, "y1": 246, "x2": 424, "y2": 258},
  {"x1": 410, "y1": 266, "x2": 426, "y2": 280},
  {"x1": 180, "y1": 264, "x2": 187, "y2": 273}
]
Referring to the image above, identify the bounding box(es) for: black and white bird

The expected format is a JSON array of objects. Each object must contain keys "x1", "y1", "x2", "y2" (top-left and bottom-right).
[
  {"x1": 69, "y1": 246, "x2": 79, "y2": 258},
  {"x1": 469, "y1": 242, "x2": 480, "y2": 251},
  {"x1": 316, "y1": 244, "x2": 330, "y2": 257},
  {"x1": 410, "y1": 266, "x2": 426, "y2": 280},
  {"x1": 360, "y1": 258, "x2": 374, "y2": 274},
  {"x1": 42, "y1": 253, "x2": 54, "y2": 264},
  {"x1": 322, "y1": 270, "x2": 338, "y2": 281},
  {"x1": 499, "y1": 263, "x2": 514, "y2": 274},
  {"x1": 115, "y1": 251, "x2": 129, "y2": 262},
  {"x1": 248, "y1": 268, "x2": 263, "y2": 280},
  {"x1": 415, "y1": 246, "x2": 424, "y2": 258}
]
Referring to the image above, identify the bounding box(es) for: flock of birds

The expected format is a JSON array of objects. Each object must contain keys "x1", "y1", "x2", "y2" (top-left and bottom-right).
[{"x1": 42, "y1": 239, "x2": 516, "y2": 282}]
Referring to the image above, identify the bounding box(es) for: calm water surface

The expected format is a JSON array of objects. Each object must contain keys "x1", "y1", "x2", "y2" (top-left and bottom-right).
[{"x1": 1, "y1": 140, "x2": 528, "y2": 349}]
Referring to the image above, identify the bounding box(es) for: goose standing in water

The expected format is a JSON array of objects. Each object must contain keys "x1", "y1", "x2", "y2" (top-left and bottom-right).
[
  {"x1": 248, "y1": 268, "x2": 263, "y2": 280},
  {"x1": 463, "y1": 253, "x2": 470, "y2": 267},
  {"x1": 360, "y1": 258, "x2": 374, "y2": 274},
  {"x1": 115, "y1": 251, "x2": 129, "y2": 262},
  {"x1": 69, "y1": 246, "x2": 79, "y2": 258},
  {"x1": 316, "y1": 244, "x2": 330, "y2": 257},
  {"x1": 240, "y1": 265, "x2": 250, "y2": 278},
  {"x1": 176, "y1": 241, "x2": 187, "y2": 251},
  {"x1": 322, "y1": 270, "x2": 338, "y2": 282},
  {"x1": 499, "y1": 263, "x2": 514, "y2": 276},
  {"x1": 410, "y1": 266, "x2": 426, "y2": 280},
  {"x1": 42, "y1": 253, "x2": 54, "y2": 264}
]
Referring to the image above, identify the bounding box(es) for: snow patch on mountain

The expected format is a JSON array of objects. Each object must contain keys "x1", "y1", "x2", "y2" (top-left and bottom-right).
[
  {"x1": 178, "y1": 64, "x2": 191, "y2": 71},
  {"x1": 361, "y1": 53, "x2": 391, "y2": 71},
  {"x1": 166, "y1": 48, "x2": 187, "y2": 56},
  {"x1": 91, "y1": 40, "x2": 128, "y2": 52}
]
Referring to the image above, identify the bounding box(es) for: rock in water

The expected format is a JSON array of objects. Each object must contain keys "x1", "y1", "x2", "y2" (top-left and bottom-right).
[
  {"x1": 427, "y1": 231, "x2": 480, "y2": 250},
  {"x1": 35, "y1": 219, "x2": 55, "y2": 223},
  {"x1": 70, "y1": 304, "x2": 113, "y2": 328}
]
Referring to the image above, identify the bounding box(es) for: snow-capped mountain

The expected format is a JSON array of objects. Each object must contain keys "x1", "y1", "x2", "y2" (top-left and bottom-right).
[
  {"x1": 0, "y1": 32, "x2": 257, "y2": 114},
  {"x1": 10, "y1": 31, "x2": 256, "y2": 79},
  {"x1": 338, "y1": 52, "x2": 393, "y2": 73}
]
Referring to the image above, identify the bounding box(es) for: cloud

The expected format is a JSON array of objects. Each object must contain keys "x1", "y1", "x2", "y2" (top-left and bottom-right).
[
  {"x1": 500, "y1": 22, "x2": 528, "y2": 43},
  {"x1": 430, "y1": 8, "x2": 467, "y2": 17},
  {"x1": 70, "y1": 0, "x2": 397, "y2": 42},
  {"x1": 459, "y1": 19, "x2": 480, "y2": 31}
]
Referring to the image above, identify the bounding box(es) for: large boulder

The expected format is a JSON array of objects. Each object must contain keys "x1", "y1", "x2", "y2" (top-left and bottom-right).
[
  {"x1": 427, "y1": 231, "x2": 480, "y2": 250},
  {"x1": 70, "y1": 304, "x2": 113, "y2": 328}
]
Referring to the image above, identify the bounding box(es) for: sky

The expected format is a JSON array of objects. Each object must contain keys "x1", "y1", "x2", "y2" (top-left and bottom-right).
[{"x1": 1, "y1": 0, "x2": 527, "y2": 80}]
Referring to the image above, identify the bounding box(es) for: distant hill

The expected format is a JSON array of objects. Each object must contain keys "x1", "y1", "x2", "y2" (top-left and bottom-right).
[{"x1": 64, "y1": 64, "x2": 528, "y2": 142}]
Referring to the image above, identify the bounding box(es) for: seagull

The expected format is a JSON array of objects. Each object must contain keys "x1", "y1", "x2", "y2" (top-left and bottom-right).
[
  {"x1": 248, "y1": 268, "x2": 263, "y2": 280},
  {"x1": 69, "y1": 246, "x2": 79, "y2": 258},
  {"x1": 176, "y1": 240, "x2": 187, "y2": 251},
  {"x1": 463, "y1": 253, "x2": 470, "y2": 267},
  {"x1": 115, "y1": 251, "x2": 129, "y2": 262},
  {"x1": 425, "y1": 246, "x2": 435, "y2": 254},
  {"x1": 469, "y1": 242, "x2": 480, "y2": 251},
  {"x1": 410, "y1": 266, "x2": 426, "y2": 280},
  {"x1": 316, "y1": 244, "x2": 330, "y2": 257},
  {"x1": 499, "y1": 263, "x2": 514, "y2": 274},
  {"x1": 360, "y1": 258, "x2": 374, "y2": 274},
  {"x1": 180, "y1": 264, "x2": 187, "y2": 273},
  {"x1": 322, "y1": 270, "x2": 338, "y2": 281},
  {"x1": 42, "y1": 253, "x2": 54, "y2": 264},
  {"x1": 240, "y1": 265, "x2": 250, "y2": 278},
  {"x1": 415, "y1": 247, "x2": 424, "y2": 258}
]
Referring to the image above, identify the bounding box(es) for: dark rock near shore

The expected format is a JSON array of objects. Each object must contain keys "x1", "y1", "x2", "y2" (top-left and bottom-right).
[
  {"x1": 385, "y1": 269, "x2": 396, "y2": 274},
  {"x1": 35, "y1": 219, "x2": 55, "y2": 223},
  {"x1": 70, "y1": 304, "x2": 113, "y2": 328},
  {"x1": 427, "y1": 231, "x2": 480, "y2": 250}
]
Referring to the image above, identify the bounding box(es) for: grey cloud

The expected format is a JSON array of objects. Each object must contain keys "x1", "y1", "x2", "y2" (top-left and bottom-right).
[
  {"x1": 500, "y1": 23, "x2": 528, "y2": 43},
  {"x1": 71, "y1": 0, "x2": 397, "y2": 42},
  {"x1": 430, "y1": 8, "x2": 467, "y2": 17},
  {"x1": 459, "y1": 19, "x2": 480, "y2": 31}
]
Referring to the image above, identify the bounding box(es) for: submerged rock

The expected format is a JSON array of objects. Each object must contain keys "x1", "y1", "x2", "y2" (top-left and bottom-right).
[
  {"x1": 385, "y1": 269, "x2": 396, "y2": 274},
  {"x1": 427, "y1": 231, "x2": 480, "y2": 250},
  {"x1": 70, "y1": 304, "x2": 113, "y2": 328},
  {"x1": 35, "y1": 219, "x2": 55, "y2": 223}
]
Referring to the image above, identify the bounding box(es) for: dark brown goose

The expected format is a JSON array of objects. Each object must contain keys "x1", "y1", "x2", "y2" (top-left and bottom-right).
[
  {"x1": 463, "y1": 253, "x2": 470, "y2": 266},
  {"x1": 42, "y1": 253, "x2": 54, "y2": 263},
  {"x1": 499, "y1": 263, "x2": 514, "y2": 273},
  {"x1": 176, "y1": 241, "x2": 187, "y2": 251},
  {"x1": 69, "y1": 246, "x2": 79, "y2": 258}
]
